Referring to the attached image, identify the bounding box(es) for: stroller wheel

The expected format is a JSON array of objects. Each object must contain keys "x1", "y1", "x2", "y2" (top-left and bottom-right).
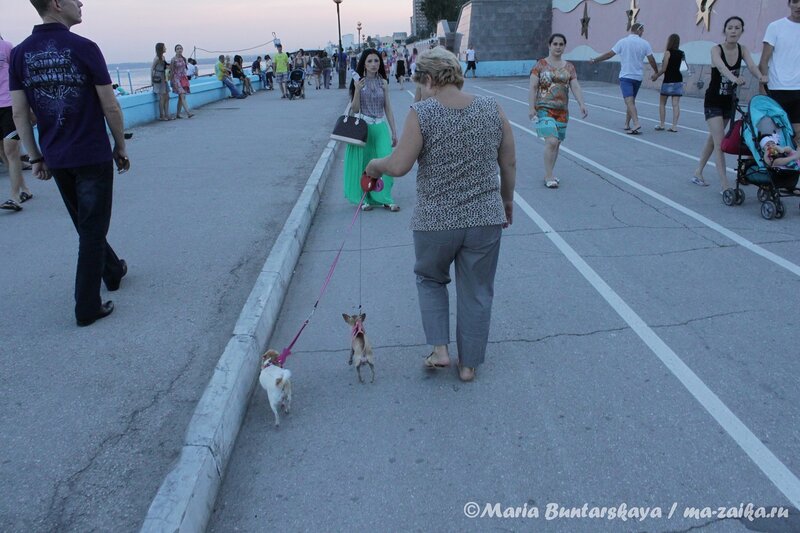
[
  {"x1": 722, "y1": 188, "x2": 736, "y2": 206},
  {"x1": 757, "y1": 188, "x2": 769, "y2": 203},
  {"x1": 734, "y1": 189, "x2": 745, "y2": 205},
  {"x1": 775, "y1": 201, "x2": 785, "y2": 219},
  {"x1": 761, "y1": 200, "x2": 777, "y2": 220}
]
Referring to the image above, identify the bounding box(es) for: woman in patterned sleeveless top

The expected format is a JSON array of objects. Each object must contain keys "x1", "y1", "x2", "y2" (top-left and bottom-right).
[
  {"x1": 343, "y1": 49, "x2": 400, "y2": 210},
  {"x1": 366, "y1": 48, "x2": 516, "y2": 382}
]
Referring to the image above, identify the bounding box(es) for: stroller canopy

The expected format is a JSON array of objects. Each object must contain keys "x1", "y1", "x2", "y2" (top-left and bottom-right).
[{"x1": 743, "y1": 95, "x2": 797, "y2": 169}]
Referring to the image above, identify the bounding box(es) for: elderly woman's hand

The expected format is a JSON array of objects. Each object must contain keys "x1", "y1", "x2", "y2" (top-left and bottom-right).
[
  {"x1": 365, "y1": 159, "x2": 381, "y2": 179},
  {"x1": 503, "y1": 200, "x2": 513, "y2": 227}
]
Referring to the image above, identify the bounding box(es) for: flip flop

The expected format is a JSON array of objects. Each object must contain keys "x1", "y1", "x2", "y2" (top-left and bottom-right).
[
  {"x1": 545, "y1": 178, "x2": 560, "y2": 188},
  {"x1": 627, "y1": 127, "x2": 642, "y2": 135},
  {"x1": 383, "y1": 204, "x2": 400, "y2": 212},
  {"x1": 654, "y1": 125, "x2": 665, "y2": 131},
  {"x1": 19, "y1": 192, "x2": 33, "y2": 203},
  {"x1": 623, "y1": 126, "x2": 632, "y2": 131},
  {"x1": 1, "y1": 199, "x2": 22, "y2": 212},
  {"x1": 424, "y1": 352, "x2": 450, "y2": 369},
  {"x1": 667, "y1": 128, "x2": 678, "y2": 132}
]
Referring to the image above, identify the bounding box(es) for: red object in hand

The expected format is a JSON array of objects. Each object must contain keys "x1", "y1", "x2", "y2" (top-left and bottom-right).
[{"x1": 360, "y1": 172, "x2": 384, "y2": 192}]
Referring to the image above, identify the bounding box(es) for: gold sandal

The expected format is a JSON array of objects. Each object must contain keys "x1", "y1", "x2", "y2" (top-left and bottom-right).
[{"x1": 424, "y1": 352, "x2": 450, "y2": 369}]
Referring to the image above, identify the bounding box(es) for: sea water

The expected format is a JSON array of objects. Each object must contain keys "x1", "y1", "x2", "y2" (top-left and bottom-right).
[{"x1": 107, "y1": 59, "x2": 225, "y2": 93}]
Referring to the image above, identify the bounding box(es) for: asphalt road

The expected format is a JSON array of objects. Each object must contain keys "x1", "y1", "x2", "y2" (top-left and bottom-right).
[
  {"x1": 208, "y1": 78, "x2": 800, "y2": 532},
  {"x1": 0, "y1": 86, "x2": 347, "y2": 532}
]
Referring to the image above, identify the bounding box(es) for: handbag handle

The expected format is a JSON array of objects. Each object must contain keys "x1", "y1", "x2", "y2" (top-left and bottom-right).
[{"x1": 343, "y1": 102, "x2": 364, "y2": 122}]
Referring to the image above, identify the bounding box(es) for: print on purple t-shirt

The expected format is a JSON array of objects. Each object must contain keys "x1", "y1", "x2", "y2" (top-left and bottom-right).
[{"x1": 9, "y1": 23, "x2": 113, "y2": 168}]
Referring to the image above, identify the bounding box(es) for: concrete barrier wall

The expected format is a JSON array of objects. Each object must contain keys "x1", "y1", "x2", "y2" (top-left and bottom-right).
[
  {"x1": 117, "y1": 75, "x2": 260, "y2": 129},
  {"x1": 459, "y1": 60, "x2": 538, "y2": 78}
]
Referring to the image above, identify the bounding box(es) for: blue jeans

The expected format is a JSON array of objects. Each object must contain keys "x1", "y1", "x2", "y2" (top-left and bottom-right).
[
  {"x1": 52, "y1": 161, "x2": 125, "y2": 321},
  {"x1": 221, "y1": 76, "x2": 243, "y2": 98}
]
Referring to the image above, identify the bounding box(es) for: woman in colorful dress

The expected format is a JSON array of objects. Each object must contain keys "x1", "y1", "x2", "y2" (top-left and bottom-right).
[
  {"x1": 343, "y1": 48, "x2": 399, "y2": 211},
  {"x1": 169, "y1": 44, "x2": 193, "y2": 118},
  {"x1": 528, "y1": 33, "x2": 587, "y2": 188}
]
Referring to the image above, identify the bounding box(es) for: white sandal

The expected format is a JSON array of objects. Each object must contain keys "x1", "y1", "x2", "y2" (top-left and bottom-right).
[{"x1": 545, "y1": 178, "x2": 560, "y2": 189}]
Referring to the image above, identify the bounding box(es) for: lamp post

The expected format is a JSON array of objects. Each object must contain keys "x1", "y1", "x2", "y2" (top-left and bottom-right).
[
  {"x1": 333, "y1": 0, "x2": 346, "y2": 89},
  {"x1": 356, "y1": 21, "x2": 362, "y2": 54}
]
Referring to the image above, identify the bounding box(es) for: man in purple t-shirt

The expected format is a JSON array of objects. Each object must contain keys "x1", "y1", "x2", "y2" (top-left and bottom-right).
[{"x1": 10, "y1": 0, "x2": 129, "y2": 327}]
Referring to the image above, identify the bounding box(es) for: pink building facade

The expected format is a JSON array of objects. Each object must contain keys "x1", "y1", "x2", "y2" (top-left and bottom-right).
[{"x1": 553, "y1": 0, "x2": 792, "y2": 96}]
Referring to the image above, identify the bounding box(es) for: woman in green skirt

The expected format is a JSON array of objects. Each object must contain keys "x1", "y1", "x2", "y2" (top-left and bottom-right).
[{"x1": 344, "y1": 48, "x2": 400, "y2": 211}]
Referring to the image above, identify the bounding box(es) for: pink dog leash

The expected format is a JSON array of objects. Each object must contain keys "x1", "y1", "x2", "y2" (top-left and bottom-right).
[{"x1": 277, "y1": 174, "x2": 381, "y2": 366}]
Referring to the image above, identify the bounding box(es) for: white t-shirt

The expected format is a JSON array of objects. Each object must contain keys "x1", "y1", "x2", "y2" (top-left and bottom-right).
[
  {"x1": 611, "y1": 34, "x2": 653, "y2": 81},
  {"x1": 466, "y1": 48, "x2": 476, "y2": 61},
  {"x1": 763, "y1": 17, "x2": 800, "y2": 90}
]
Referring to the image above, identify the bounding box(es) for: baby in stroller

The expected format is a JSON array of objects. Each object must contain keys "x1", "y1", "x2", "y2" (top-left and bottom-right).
[
  {"x1": 287, "y1": 68, "x2": 305, "y2": 100},
  {"x1": 759, "y1": 133, "x2": 800, "y2": 169},
  {"x1": 726, "y1": 94, "x2": 800, "y2": 219}
]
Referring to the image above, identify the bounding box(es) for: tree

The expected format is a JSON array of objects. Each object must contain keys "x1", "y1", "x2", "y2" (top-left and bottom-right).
[{"x1": 421, "y1": 0, "x2": 468, "y2": 27}]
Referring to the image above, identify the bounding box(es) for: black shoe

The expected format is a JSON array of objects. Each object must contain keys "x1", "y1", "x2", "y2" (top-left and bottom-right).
[
  {"x1": 106, "y1": 259, "x2": 127, "y2": 291},
  {"x1": 77, "y1": 301, "x2": 114, "y2": 327}
]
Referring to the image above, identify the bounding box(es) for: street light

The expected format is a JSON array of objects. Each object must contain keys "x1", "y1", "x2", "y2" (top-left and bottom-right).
[
  {"x1": 357, "y1": 21, "x2": 362, "y2": 53},
  {"x1": 333, "y1": 0, "x2": 346, "y2": 89}
]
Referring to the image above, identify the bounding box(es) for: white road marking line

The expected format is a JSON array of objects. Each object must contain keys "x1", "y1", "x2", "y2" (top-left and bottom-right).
[
  {"x1": 478, "y1": 87, "x2": 735, "y2": 175},
  {"x1": 507, "y1": 118, "x2": 800, "y2": 278},
  {"x1": 582, "y1": 89, "x2": 706, "y2": 115},
  {"x1": 513, "y1": 190, "x2": 800, "y2": 510},
  {"x1": 507, "y1": 84, "x2": 708, "y2": 134}
]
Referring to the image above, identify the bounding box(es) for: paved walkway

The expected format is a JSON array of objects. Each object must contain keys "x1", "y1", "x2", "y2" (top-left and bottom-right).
[
  {"x1": 209, "y1": 79, "x2": 800, "y2": 532},
  {"x1": 0, "y1": 86, "x2": 347, "y2": 532},
  {"x1": 3, "y1": 77, "x2": 800, "y2": 532}
]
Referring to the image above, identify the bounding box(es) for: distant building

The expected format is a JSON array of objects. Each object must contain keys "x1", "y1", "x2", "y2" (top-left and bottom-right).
[
  {"x1": 392, "y1": 32, "x2": 408, "y2": 44},
  {"x1": 342, "y1": 34, "x2": 354, "y2": 50},
  {"x1": 411, "y1": 0, "x2": 427, "y2": 37}
]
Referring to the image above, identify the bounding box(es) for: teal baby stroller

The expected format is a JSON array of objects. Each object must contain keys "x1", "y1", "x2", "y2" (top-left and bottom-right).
[{"x1": 723, "y1": 95, "x2": 799, "y2": 219}]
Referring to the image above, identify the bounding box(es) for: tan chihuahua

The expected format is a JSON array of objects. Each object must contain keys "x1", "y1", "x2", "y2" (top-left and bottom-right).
[
  {"x1": 342, "y1": 313, "x2": 374, "y2": 383},
  {"x1": 259, "y1": 349, "x2": 292, "y2": 427}
]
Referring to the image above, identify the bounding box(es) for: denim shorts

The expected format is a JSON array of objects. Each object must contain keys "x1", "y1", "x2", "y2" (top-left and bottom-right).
[
  {"x1": 660, "y1": 82, "x2": 684, "y2": 97},
  {"x1": 704, "y1": 106, "x2": 733, "y2": 121},
  {"x1": 619, "y1": 78, "x2": 642, "y2": 98}
]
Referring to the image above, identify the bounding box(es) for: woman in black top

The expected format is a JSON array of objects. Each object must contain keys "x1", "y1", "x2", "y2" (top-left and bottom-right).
[
  {"x1": 232, "y1": 55, "x2": 254, "y2": 95},
  {"x1": 692, "y1": 16, "x2": 766, "y2": 192},
  {"x1": 651, "y1": 33, "x2": 684, "y2": 132}
]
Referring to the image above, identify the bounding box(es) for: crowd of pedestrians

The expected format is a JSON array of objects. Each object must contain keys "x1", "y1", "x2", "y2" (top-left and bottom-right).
[{"x1": 3, "y1": 0, "x2": 799, "y2": 362}]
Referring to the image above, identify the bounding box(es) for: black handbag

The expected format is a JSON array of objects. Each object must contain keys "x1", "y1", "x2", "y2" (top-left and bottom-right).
[{"x1": 331, "y1": 112, "x2": 368, "y2": 147}]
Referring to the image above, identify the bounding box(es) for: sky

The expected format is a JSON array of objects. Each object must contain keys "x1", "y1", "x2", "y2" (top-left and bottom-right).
[{"x1": 1, "y1": 0, "x2": 413, "y2": 64}]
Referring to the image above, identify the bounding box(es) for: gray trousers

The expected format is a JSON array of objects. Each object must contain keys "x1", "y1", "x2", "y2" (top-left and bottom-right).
[{"x1": 413, "y1": 225, "x2": 503, "y2": 368}]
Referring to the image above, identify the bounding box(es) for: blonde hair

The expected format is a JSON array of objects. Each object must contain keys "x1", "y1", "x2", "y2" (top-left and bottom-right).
[{"x1": 412, "y1": 47, "x2": 464, "y2": 89}]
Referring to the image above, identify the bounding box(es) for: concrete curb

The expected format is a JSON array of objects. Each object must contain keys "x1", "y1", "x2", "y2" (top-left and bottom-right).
[{"x1": 140, "y1": 139, "x2": 340, "y2": 532}]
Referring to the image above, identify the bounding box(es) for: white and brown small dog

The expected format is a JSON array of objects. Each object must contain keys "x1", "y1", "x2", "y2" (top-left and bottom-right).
[
  {"x1": 342, "y1": 313, "x2": 374, "y2": 383},
  {"x1": 259, "y1": 349, "x2": 292, "y2": 427}
]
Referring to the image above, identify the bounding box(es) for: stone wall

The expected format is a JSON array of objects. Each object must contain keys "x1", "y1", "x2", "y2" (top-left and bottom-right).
[{"x1": 455, "y1": 0, "x2": 551, "y2": 62}]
